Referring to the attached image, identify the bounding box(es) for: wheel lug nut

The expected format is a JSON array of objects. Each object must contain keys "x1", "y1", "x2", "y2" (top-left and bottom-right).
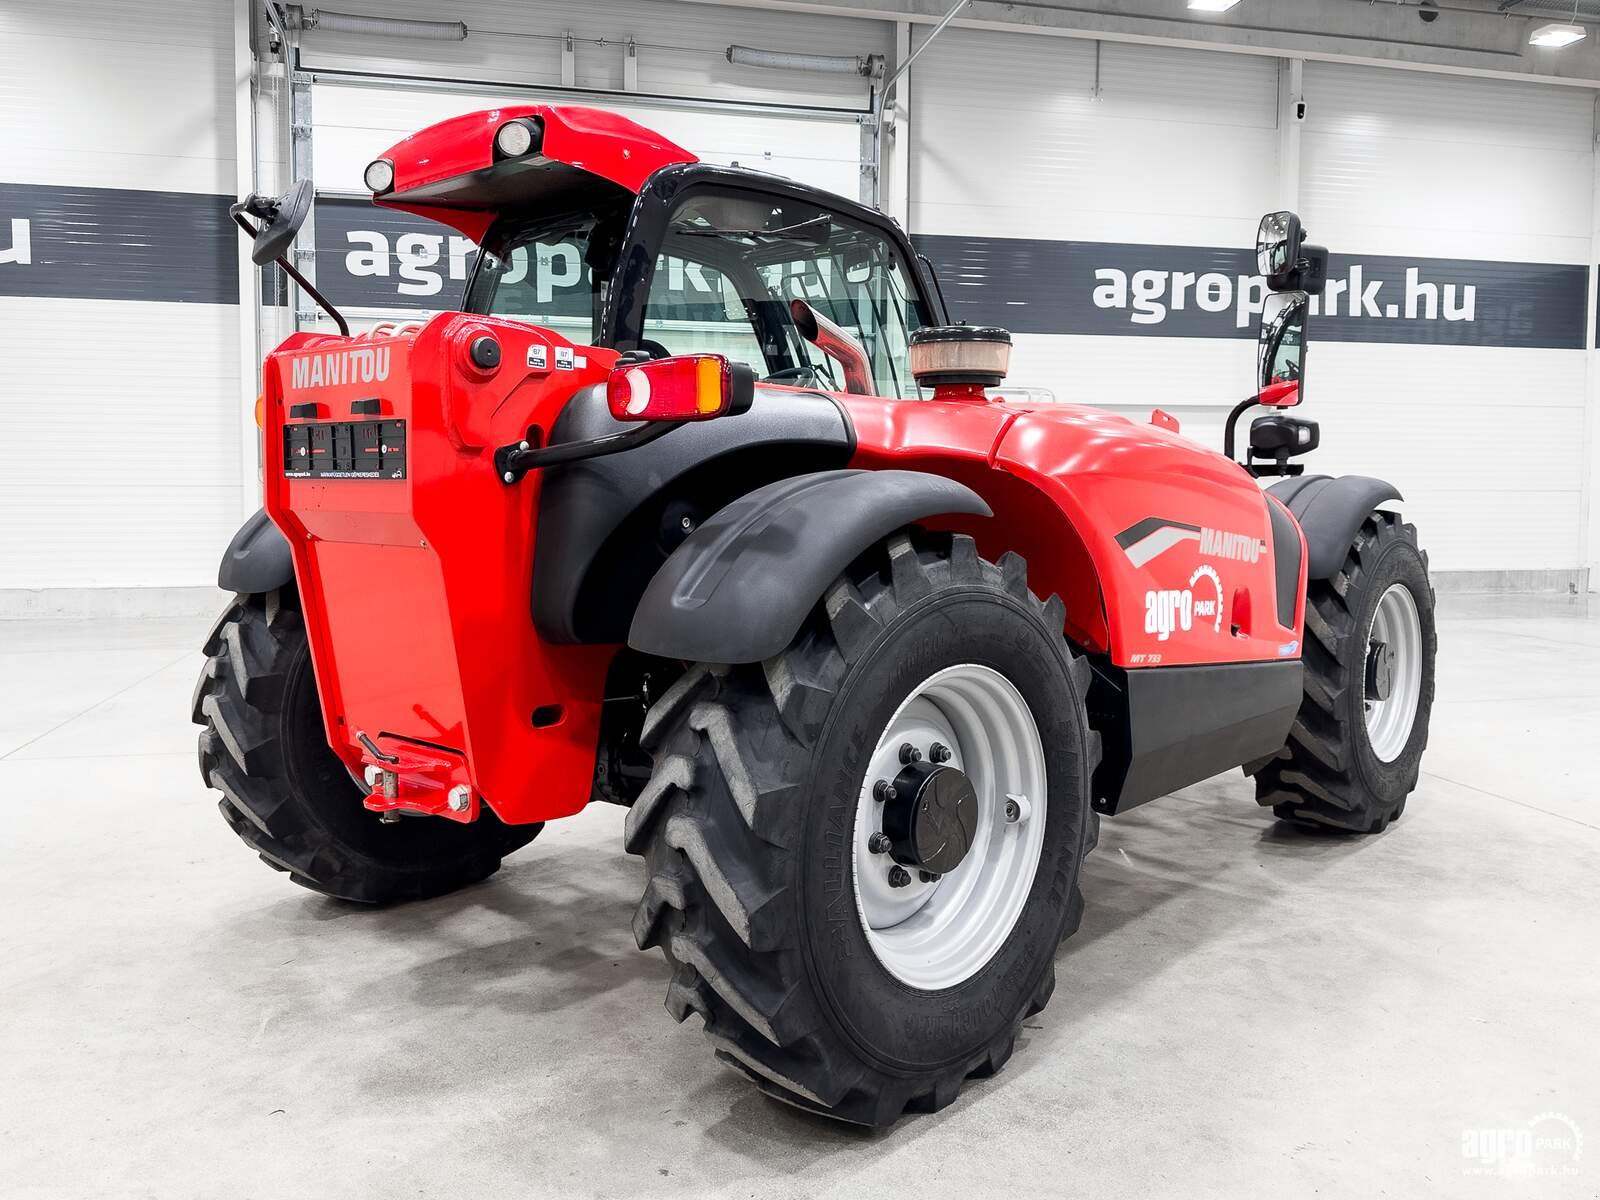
[
  {"x1": 1005, "y1": 798, "x2": 1021, "y2": 823},
  {"x1": 887, "y1": 865, "x2": 912, "y2": 888},
  {"x1": 929, "y1": 742, "x2": 951, "y2": 763},
  {"x1": 898, "y1": 742, "x2": 922, "y2": 764},
  {"x1": 873, "y1": 779, "x2": 897, "y2": 802},
  {"x1": 919, "y1": 870, "x2": 941, "y2": 883},
  {"x1": 868, "y1": 832, "x2": 892, "y2": 854}
]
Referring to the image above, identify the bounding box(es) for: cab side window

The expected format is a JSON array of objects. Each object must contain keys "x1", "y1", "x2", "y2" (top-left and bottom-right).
[{"x1": 641, "y1": 255, "x2": 767, "y2": 373}]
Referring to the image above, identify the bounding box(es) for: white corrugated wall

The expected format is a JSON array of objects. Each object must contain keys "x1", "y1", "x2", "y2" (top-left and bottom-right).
[
  {"x1": 0, "y1": 0, "x2": 242, "y2": 592},
  {"x1": 909, "y1": 30, "x2": 1277, "y2": 414},
  {"x1": 1297, "y1": 62, "x2": 1594, "y2": 576}
]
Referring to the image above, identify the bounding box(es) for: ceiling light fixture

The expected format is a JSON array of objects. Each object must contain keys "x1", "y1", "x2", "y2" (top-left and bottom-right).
[
  {"x1": 1188, "y1": 0, "x2": 1243, "y2": 12},
  {"x1": 1528, "y1": 21, "x2": 1587, "y2": 48}
]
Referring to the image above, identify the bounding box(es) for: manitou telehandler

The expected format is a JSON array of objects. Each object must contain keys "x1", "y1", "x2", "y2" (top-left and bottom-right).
[{"x1": 196, "y1": 105, "x2": 1436, "y2": 1126}]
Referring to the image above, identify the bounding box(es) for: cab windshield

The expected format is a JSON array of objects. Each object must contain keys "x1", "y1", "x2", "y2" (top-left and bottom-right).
[{"x1": 464, "y1": 187, "x2": 931, "y2": 398}]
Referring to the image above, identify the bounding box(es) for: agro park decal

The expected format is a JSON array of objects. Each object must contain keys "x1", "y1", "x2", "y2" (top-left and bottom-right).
[
  {"x1": 1144, "y1": 564, "x2": 1225, "y2": 644},
  {"x1": 913, "y1": 233, "x2": 1588, "y2": 350},
  {"x1": 1117, "y1": 518, "x2": 1265, "y2": 568}
]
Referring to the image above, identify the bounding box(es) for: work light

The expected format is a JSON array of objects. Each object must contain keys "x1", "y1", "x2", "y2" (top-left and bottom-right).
[
  {"x1": 495, "y1": 120, "x2": 536, "y2": 159},
  {"x1": 363, "y1": 158, "x2": 394, "y2": 193}
]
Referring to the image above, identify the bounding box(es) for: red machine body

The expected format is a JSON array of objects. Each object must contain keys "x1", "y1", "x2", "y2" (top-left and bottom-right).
[
  {"x1": 263, "y1": 317, "x2": 618, "y2": 826},
  {"x1": 841, "y1": 395, "x2": 1305, "y2": 667},
  {"x1": 259, "y1": 103, "x2": 1308, "y2": 830}
]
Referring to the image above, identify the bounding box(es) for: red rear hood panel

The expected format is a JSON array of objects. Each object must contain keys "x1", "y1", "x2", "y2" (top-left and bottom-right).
[{"x1": 375, "y1": 104, "x2": 697, "y2": 241}]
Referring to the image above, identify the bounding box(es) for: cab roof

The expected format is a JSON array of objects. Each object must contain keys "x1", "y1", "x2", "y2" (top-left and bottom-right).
[{"x1": 373, "y1": 104, "x2": 697, "y2": 241}]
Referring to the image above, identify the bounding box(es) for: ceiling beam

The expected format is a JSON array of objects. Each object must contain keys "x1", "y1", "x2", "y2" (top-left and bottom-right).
[{"x1": 686, "y1": 0, "x2": 1600, "y2": 87}]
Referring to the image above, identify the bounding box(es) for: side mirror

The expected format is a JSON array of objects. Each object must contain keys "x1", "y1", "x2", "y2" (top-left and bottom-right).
[
  {"x1": 1257, "y1": 211, "x2": 1303, "y2": 287},
  {"x1": 1257, "y1": 292, "x2": 1309, "y2": 405},
  {"x1": 228, "y1": 179, "x2": 347, "y2": 335},
  {"x1": 233, "y1": 179, "x2": 313, "y2": 267}
]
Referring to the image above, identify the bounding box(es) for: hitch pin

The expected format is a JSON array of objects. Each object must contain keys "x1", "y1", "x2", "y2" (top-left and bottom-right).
[{"x1": 358, "y1": 731, "x2": 400, "y2": 764}]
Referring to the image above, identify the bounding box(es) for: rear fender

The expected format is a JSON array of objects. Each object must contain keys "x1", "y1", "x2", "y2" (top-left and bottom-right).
[
  {"x1": 627, "y1": 469, "x2": 991, "y2": 664},
  {"x1": 217, "y1": 509, "x2": 294, "y2": 595},
  {"x1": 1269, "y1": 475, "x2": 1402, "y2": 580}
]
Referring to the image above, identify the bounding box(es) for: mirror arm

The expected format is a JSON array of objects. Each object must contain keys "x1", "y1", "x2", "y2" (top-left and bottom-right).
[
  {"x1": 231, "y1": 211, "x2": 350, "y2": 338},
  {"x1": 1223, "y1": 394, "x2": 1260, "y2": 465}
]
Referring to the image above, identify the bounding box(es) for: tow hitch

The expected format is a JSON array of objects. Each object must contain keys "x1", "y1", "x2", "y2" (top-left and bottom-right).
[{"x1": 356, "y1": 732, "x2": 479, "y2": 823}]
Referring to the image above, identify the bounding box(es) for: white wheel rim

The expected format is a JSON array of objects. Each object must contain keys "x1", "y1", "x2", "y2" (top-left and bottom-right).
[
  {"x1": 851, "y1": 664, "x2": 1047, "y2": 991},
  {"x1": 1364, "y1": 583, "x2": 1423, "y2": 763}
]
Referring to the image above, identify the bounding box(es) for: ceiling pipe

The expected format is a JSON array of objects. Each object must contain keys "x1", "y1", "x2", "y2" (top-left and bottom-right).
[
  {"x1": 301, "y1": 8, "x2": 468, "y2": 40},
  {"x1": 866, "y1": 0, "x2": 970, "y2": 209},
  {"x1": 726, "y1": 45, "x2": 882, "y2": 74}
]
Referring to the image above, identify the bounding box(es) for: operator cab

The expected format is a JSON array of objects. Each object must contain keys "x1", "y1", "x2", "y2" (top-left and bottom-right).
[{"x1": 460, "y1": 166, "x2": 940, "y2": 399}]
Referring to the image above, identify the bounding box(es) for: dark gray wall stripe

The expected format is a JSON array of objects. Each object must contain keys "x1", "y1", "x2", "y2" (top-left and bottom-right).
[
  {"x1": 0, "y1": 182, "x2": 237, "y2": 304},
  {"x1": 913, "y1": 234, "x2": 1589, "y2": 350},
  {"x1": 0, "y1": 180, "x2": 1588, "y2": 350}
]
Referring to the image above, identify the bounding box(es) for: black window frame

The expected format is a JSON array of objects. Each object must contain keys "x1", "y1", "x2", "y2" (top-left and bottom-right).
[{"x1": 602, "y1": 164, "x2": 948, "y2": 358}]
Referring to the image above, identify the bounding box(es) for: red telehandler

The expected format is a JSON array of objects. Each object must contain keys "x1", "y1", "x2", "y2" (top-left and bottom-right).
[{"x1": 197, "y1": 105, "x2": 1435, "y2": 1125}]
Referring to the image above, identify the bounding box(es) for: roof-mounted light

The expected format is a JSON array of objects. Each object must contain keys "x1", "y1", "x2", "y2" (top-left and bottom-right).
[
  {"x1": 1529, "y1": 22, "x2": 1587, "y2": 48},
  {"x1": 494, "y1": 119, "x2": 542, "y2": 160},
  {"x1": 363, "y1": 158, "x2": 395, "y2": 194}
]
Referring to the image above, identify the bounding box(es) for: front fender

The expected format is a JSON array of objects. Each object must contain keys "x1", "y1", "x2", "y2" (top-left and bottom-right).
[
  {"x1": 1268, "y1": 475, "x2": 1403, "y2": 580},
  {"x1": 217, "y1": 508, "x2": 295, "y2": 594},
  {"x1": 627, "y1": 469, "x2": 991, "y2": 664}
]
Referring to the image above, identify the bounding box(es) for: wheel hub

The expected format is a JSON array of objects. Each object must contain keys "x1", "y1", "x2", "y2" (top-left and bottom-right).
[
  {"x1": 1366, "y1": 638, "x2": 1395, "y2": 702},
  {"x1": 1364, "y1": 582, "x2": 1424, "y2": 763},
  {"x1": 852, "y1": 663, "x2": 1048, "y2": 990},
  {"x1": 882, "y1": 760, "x2": 979, "y2": 875}
]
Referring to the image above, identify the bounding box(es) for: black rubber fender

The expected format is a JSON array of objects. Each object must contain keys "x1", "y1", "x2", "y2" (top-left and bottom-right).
[
  {"x1": 217, "y1": 508, "x2": 295, "y2": 594},
  {"x1": 1268, "y1": 474, "x2": 1402, "y2": 580},
  {"x1": 627, "y1": 469, "x2": 992, "y2": 664}
]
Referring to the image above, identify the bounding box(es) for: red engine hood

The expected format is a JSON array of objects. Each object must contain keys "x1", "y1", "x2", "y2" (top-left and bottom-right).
[{"x1": 374, "y1": 104, "x2": 697, "y2": 242}]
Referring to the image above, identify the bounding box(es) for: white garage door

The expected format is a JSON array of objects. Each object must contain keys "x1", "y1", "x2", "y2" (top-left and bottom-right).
[
  {"x1": 289, "y1": 82, "x2": 865, "y2": 334},
  {"x1": 280, "y1": 0, "x2": 885, "y2": 335}
]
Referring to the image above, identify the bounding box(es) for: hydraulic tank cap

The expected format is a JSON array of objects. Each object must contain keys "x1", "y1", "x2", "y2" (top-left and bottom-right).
[{"x1": 909, "y1": 324, "x2": 1012, "y2": 401}]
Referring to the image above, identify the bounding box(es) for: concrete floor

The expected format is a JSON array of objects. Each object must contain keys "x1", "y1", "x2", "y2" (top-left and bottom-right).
[{"x1": 2, "y1": 595, "x2": 1595, "y2": 1199}]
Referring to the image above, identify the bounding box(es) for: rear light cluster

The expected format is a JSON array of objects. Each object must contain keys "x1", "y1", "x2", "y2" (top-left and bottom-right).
[{"x1": 606, "y1": 354, "x2": 755, "y2": 423}]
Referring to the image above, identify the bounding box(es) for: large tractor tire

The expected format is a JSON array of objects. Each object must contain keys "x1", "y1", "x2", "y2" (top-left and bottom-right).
[
  {"x1": 625, "y1": 531, "x2": 1098, "y2": 1126},
  {"x1": 1254, "y1": 511, "x2": 1436, "y2": 833},
  {"x1": 193, "y1": 588, "x2": 540, "y2": 904}
]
